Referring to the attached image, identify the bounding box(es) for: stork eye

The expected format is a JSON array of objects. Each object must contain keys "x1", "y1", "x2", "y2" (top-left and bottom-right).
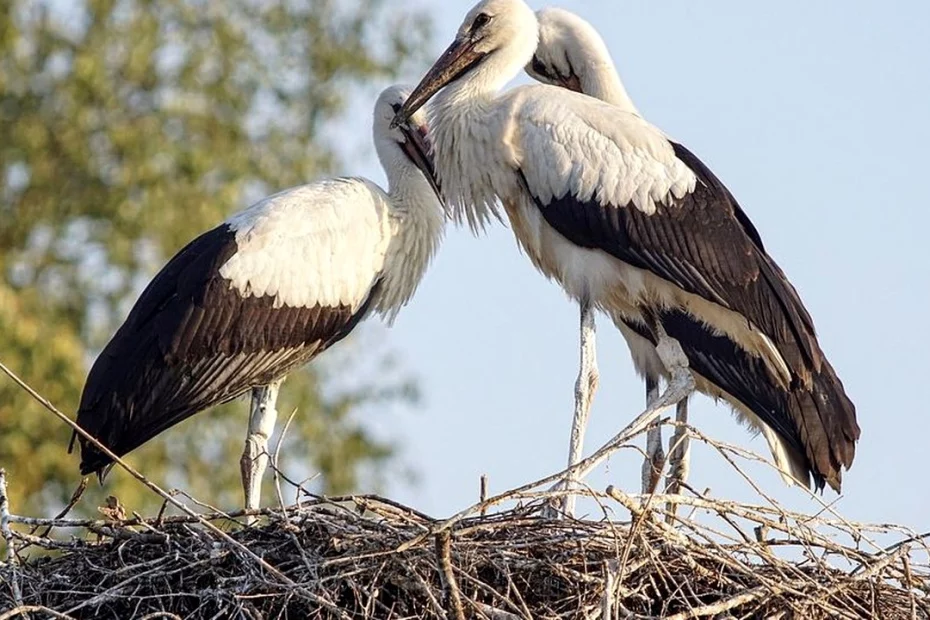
[
  {"x1": 390, "y1": 103, "x2": 401, "y2": 114},
  {"x1": 471, "y1": 12, "x2": 491, "y2": 31}
]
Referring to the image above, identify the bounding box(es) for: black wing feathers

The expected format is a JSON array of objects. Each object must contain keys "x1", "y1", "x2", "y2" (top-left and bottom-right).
[
  {"x1": 656, "y1": 311, "x2": 805, "y2": 455},
  {"x1": 670, "y1": 142, "x2": 821, "y2": 377},
  {"x1": 535, "y1": 142, "x2": 821, "y2": 382},
  {"x1": 627, "y1": 309, "x2": 858, "y2": 492},
  {"x1": 76, "y1": 224, "x2": 376, "y2": 475},
  {"x1": 528, "y1": 140, "x2": 858, "y2": 491},
  {"x1": 670, "y1": 144, "x2": 860, "y2": 486}
]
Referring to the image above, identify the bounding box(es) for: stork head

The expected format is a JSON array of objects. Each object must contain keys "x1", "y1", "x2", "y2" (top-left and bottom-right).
[
  {"x1": 525, "y1": 8, "x2": 639, "y2": 114},
  {"x1": 391, "y1": 0, "x2": 538, "y2": 128},
  {"x1": 374, "y1": 85, "x2": 440, "y2": 197},
  {"x1": 526, "y1": 8, "x2": 614, "y2": 94}
]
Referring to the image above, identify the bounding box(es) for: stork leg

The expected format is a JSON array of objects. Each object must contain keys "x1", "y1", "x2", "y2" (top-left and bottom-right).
[
  {"x1": 240, "y1": 379, "x2": 283, "y2": 524},
  {"x1": 666, "y1": 399, "x2": 691, "y2": 492},
  {"x1": 553, "y1": 297, "x2": 599, "y2": 519},
  {"x1": 567, "y1": 330, "x2": 694, "y2": 486},
  {"x1": 665, "y1": 398, "x2": 690, "y2": 518},
  {"x1": 641, "y1": 376, "x2": 665, "y2": 494}
]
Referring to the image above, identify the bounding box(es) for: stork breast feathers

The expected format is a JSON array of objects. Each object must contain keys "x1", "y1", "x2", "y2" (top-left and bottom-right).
[{"x1": 220, "y1": 179, "x2": 392, "y2": 310}]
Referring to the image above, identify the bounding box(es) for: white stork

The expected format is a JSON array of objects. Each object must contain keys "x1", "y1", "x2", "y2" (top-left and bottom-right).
[
  {"x1": 73, "y1": 85, "x2": 444, "y2": 515},
  {"x1": 526, "y1": 7, "x2": 690, "y2": 496},
  {"x1": 392, "y1": 0, "x2": 859, "y2": 514}
]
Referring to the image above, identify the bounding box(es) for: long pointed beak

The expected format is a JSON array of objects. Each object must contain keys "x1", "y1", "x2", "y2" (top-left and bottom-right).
[
  {"x1": 400, "y1": 122, "x2": 442, "y2": 199},
  {"x1": 525, "y1": 56, "x2": 582, "y2": 93},
  {"x1": 391, "y1": 37, "x2": 486, "y2": 129}
]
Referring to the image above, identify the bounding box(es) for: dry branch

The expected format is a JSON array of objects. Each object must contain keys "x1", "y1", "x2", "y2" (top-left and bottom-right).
[
  {"x1": 1, "y1": 491, "x2": 927, "y2": 619},
  {"x1": 2, "y1": 358, "x2": 929, "y2": 618}
]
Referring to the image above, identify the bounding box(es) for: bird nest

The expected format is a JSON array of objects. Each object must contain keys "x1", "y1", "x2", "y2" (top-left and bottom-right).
[
  {"x1": 1, "y1": 364, "x2": 928, "y2": 619},
  {"x1": 3, "y1": 482, "x2": 929, "y2": 620}
]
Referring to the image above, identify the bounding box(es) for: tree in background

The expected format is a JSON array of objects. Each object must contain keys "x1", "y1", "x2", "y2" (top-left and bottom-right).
[{"x1": 0, "y1": 0, "x2": 430, "y2": 515}]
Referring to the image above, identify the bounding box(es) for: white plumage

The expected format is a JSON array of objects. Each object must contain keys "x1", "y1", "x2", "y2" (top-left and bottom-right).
[
  {"x1": 75, "y1": 85, "x2": 444, "y2": 516},
  {"x1": 221, "y1": 180, "x2": 394, "y2": 310},
  {"x1": 513, "y1": 92, "x2": 695, "y2": 216},
  {"x1": 530, "y1": 7, "x2": 641, "y2": 116},
  {"x1": 394, "y1": 0, "x2": 858, "y2": 514}
]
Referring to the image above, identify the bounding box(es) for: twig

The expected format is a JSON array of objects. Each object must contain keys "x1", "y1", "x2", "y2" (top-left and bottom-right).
[
  {"x1": 474, "y1": 603, "x2": 521, "y2": 620},
  {"x1": 663, "y1": 586, "x2": 768, "y2": 620},
  {"x1": 271, "y1": 407, "x2": 300, "y2": 518},
  {"x1": 0, "y1": 358, "x2": 342, "y2": 614},
  {"x1": 0, "y1": 607, "x2": 76, "y2": 620},
  {"x1": 30, "y1": 478, "x2": 86, "y2": 542},
  {"x1": 602, "y1": 559, "x2": 620, "y2": 619},
  {"x1": 480, "y1": 474, "x2": 489, "y2": 516},
  {"x1": 395, "y1": 401, "x2": 671, "y2": 552},
  {"x1": 436, "y1": 531, "x2": 466, "y2": 620}
]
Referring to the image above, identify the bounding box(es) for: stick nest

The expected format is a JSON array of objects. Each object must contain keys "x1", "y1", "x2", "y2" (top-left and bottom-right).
[{"x1": 3, "y1": 488, "x2": 929, "y2": 620}]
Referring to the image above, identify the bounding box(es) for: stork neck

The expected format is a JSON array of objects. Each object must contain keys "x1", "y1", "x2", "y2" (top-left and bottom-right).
[
  {"x1": 386, "y1": 165, "x2": 439, "y2": 215},
  {"x1": 435, "y1": 25, "x2": 538, "y2": 107},
  {"x1": 582, "y1": 62, "x2": 640, "y2": 115},
  {"x1": 376, "y1": 134, "x2": 428, "y2": 202},
  {"x1": 382, "y1": 155, "x2": 413, "y2": 198},
  {"x1": 428, "y1": 88, "x2": 509, "y2": 232},
  {"x1": 427, "y1": 27, "x2": 538, "y2": 230},
  {"x1": 434, "y1": 65, "x2": 507, "y2": 114},
  {"x1": 377, "y1": 167, "x2": 444, "y2": 323},
  {"x1": 432, "y1": 79, "x2": 494, "y2": 125}
]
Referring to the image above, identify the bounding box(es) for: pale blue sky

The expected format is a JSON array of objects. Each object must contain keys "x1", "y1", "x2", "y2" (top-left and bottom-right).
[{"x1": 338, "y1": 0, "x2": 930, "y2": 529}]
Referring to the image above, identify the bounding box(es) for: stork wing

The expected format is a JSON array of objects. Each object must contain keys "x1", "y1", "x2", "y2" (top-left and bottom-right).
[
  {"x1": 76, "y1": 179, "x2": 389, "y2": 474},
  {"x1": 511, "y1": 89, "x2": 858, "y2": 488},
  {"x1": 646, "y1": 307, "x2": 857, "y2": 490},
  {"x1": 511, "y1": 88, "x2": 820, "y2": 382}
]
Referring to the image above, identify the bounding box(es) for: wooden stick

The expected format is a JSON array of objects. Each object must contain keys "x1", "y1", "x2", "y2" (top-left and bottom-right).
[{"x1": 435, "y1": 531, "x2": 466, "y2": 620}]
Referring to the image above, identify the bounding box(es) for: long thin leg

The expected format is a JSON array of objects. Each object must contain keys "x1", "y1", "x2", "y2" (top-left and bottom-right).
[
  {"x1": 557, "y1": 298, "x2": 599, "y2": 519},
  {"x1": 665, "y1": 398, "x2": 690, "y2": 519},
  {"x1": 641, "y1": 376, "x2": 665, "y2": 494},
  {"x1": 666, "y1": 399, "x2": 690, "y2": 493},
  {"x1": 568, "y1": 331, "x2": 693, "y2": 485},
  {"x1": 241, "y1": 379, "x2": 283, "y2": 523}
]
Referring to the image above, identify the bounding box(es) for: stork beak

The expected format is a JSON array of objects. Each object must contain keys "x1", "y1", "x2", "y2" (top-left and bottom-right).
[
  {"x1": 559, "y1": 72, "x2": 583, "y2": 94},
  {"x1": 525, "y1": 56, "x2": 582, "y2": 93},
  {"x1": 391, "y1": 37, "x2": 485, "y2": 129},
  {"x1": 399, "y1": 122, "x2": 442, "y2": 198}
]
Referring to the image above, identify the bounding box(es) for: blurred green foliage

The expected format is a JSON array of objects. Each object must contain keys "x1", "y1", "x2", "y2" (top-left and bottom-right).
[{"x1": 0, "y1": 0, "x2": 430, "y2": 515}]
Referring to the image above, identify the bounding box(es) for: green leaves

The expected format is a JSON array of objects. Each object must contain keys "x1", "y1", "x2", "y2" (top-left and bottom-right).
[{"x1": 0, "y1": 0, "x2": 430, "y2": 515}]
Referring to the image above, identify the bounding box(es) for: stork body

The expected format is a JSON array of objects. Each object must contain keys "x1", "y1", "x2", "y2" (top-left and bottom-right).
[
  {"x1": 528, "y1": 8, "x2": 690, "y2": 496},
  {"x1": 394, "y1": 0, "x2": 858, "y2": 514},
  {"x1": 75, "y1": 86, "x2": 443, "y2": 515}
]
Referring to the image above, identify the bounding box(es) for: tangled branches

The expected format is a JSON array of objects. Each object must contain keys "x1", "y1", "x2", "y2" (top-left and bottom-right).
[
  {"x1": 2, "y1": 358, "x2": 930, "y2": 618},
  {"x1": 2, "y1": 483, "x2": 929, "y2": 619}
]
